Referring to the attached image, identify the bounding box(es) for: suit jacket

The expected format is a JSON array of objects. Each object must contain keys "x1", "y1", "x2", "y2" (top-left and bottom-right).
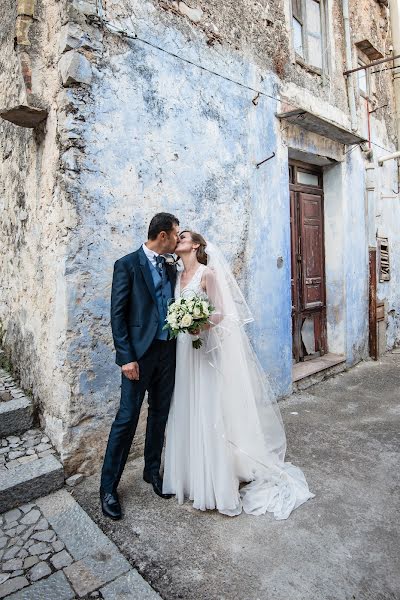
[{"x1": 110, "y1": 246, "x2": 177, "y2": 366}]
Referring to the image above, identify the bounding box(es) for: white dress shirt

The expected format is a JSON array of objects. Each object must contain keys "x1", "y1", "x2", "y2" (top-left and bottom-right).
[{"x1": 142, "y1": 243, "x2": 160, "y2": 269}]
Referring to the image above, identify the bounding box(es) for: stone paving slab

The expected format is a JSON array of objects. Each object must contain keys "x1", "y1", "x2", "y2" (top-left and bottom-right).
[
  {"x1": 0, "y1": 455, "x2": 64, "y2": 513},
  {"x1": 100, "y1": 570, "x2": 162, "y2": 599},
  {"x1": 0, "y1": 400, "x2": 33, "y2": 440},
  {"x1": 1, "y1": 489, "x2": 158, "y2": 599},
  {"x1": 36, "y1": 491, "x2": 112, "y2": 561},
  {"x1": 64, "y1": 546, "x2": 130, "y2": 597},
  {"x1": 5, "y1": 571, "x2": 74, "y2": 600},
  {"x1": 0, "y1": 370, "x2": 33, "y2": 439}
]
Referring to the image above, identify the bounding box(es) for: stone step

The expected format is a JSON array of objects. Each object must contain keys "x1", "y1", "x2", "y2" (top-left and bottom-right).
[
  {"x1": 0, "y1": 454, "x2": 64, "y2": 513},
  {"x1": 0, "y1": 370, "x2": 33, "y2": 437}
]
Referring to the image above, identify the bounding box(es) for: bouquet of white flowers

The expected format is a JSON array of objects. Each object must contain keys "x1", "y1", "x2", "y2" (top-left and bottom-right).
[{"x1": 163, "y1": 293, "x2": 215, "y2": 349}]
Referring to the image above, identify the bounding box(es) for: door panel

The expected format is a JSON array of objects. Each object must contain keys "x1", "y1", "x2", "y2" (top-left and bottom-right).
[
  {"x1": 299, "y1": 193, "x2": 325, "y2": 310},
  {"x1": 289, "y1": 162, "x2": 326, "y2": 363}
]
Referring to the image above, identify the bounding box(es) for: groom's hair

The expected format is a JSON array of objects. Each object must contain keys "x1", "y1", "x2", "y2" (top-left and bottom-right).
[{"x1": 148, "y1": 212, "x2": 179, "y2": 240}]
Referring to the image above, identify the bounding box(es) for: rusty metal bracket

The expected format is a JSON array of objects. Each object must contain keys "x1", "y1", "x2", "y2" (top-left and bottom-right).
[
  {"x1": 256, "y1": 152, "x2": 276, "y2": 168},
  {"x1": 343, "y1": 53, "x2": 400, "y2": 76}
]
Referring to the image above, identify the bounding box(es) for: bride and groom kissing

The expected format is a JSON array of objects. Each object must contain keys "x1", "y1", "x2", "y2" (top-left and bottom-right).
[{"x1": 100, "y1": 212, "x2": 314, "y2": 520}]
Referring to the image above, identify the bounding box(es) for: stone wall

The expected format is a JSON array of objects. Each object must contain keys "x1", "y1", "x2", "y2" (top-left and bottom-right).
[{"x1": 0, "y1": 0, "x2": 74, "y2": 456}]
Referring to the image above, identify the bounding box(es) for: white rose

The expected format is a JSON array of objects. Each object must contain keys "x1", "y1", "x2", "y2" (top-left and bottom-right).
[
  {"x1": 181, "y1": 314, "x2": 193, "y2": 328},
  {"x1": 201, "y1": 301, "x2": 210, "y2": 316},
  {"x1": 193, "y1": 306, "x2": 202, "y2": 318}
]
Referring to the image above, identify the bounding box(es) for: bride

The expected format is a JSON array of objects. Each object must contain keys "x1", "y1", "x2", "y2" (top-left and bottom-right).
[{"x1": 163, "y1": 231, "x2": 314, "y2": 519}]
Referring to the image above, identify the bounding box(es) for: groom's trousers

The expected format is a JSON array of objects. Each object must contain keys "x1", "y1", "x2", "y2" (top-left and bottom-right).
[{"x1": 100, "y1": 339, "x2": 176, "y2": 494}]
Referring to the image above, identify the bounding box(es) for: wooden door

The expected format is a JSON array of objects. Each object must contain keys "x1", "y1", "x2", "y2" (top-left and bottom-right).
[{"x1": 290, "y1": 162, "x2": 327, "y2": 362}]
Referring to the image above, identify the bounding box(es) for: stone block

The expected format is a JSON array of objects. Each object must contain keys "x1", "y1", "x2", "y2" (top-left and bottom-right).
[
  {"x1": 37, "y1": 491, "x2": 111, "y2": 561},
  {"x1": 63, "y1": 544, "x2": 130, "y2": 597},
  {"x1": 71, "y1": 0, "x2": 98, "y2": 17},
  {"x1": 4, "y1": 508, "x2": 22, "y2": 522},
  {"x1": 50, "y1": 549, "x2": 73, "y2": 569},
  {"x1": 2, "y1": 558, "x2": 23, "y2": 571},
  {"x1": 173, "y1": 1, "x2": 203, "y2": 23},
  {"x1": 0, "y1": 576, "x2": 28, "y2": 599},
  {"x1": 59, "y1": 51, "x2": 92, "y2": 87},
  {"x1": 0, "y1": 455, "x2": 64, "y2": 513},
  {"x1": 0, "y1": 397, "x2": 33, "y2": 437},
  {"x1": 17, "y1": 0, "x2": 35, "y2": 17},
  {"x1": 15, "y1": 16, "x2": 32, "y2": 46},
  {"x1": 100, "y1": 570, "x2": 162, "y2": 600},
  {"x1": 65, "y1": 473, "x2": 84, "y2": 487},
  {"x1": 59, "y1": 23, "x2": 102, "y2": 54},
  {"x1": 27, "y1": 560, "x2": 51, "y2": 582},
  {"x1": 5, "y1": 571, "x2": 75, "y2": 599},
  {"x1": 20, "y1": 509, "x2": 40, "y2": 525}
]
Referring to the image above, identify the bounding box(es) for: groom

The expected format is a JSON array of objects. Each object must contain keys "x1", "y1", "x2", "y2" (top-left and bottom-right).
[{"x1": 100, "y1": 212, "x2": 180, "y2": 520}]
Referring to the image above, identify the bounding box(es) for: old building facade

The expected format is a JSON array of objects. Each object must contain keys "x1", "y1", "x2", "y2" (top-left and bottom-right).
[{"x1": 1, "y1": 0, "x2": 399, "y2": 474}]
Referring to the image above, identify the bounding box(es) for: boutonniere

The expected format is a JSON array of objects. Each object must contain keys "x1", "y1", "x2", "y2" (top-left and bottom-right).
[{"x1": 164, "y1": 254, "x2": 180, "y2": 266}]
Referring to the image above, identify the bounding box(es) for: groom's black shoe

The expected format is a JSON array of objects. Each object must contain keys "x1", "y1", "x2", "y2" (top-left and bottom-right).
[
  {"x1": 143, "y1": 472, "x2": 173, "y2": 499},
  {"x1": 100, "y1": 489, "x2": 122, "y2": 520}
]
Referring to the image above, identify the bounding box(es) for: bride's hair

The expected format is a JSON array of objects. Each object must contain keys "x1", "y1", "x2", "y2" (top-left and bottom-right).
[{"x1": 183, "y1": 231, "x2": 208, "y2": 265}]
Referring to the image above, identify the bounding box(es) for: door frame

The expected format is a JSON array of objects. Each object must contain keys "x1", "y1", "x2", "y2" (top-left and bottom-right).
[{"x1": 289, "y1": 159, "x2": 327, "y2": 363}]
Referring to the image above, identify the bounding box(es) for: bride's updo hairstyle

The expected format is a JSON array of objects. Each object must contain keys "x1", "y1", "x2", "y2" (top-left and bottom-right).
[{"x1": 182, "y1": 230, "x2": 208, "y2": 265}]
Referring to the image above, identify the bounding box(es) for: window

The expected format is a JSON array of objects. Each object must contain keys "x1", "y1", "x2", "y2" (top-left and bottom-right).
[
  {"x1": 292, "y1": 0, "x2": 325, "y2": 70},
  {"x1": 357, "y1": 58, "x2": 370, "y2": 97}
]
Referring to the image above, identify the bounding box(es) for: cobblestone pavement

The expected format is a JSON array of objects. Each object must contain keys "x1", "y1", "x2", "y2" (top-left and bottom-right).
[
  {"x1": 0, "y1": 431, "x2": 56, "y2": 473},
  {"x1": 0, "y1": 489, "x2": 160, "y2": 599},
  {"x1": 0, "y1": 376, "x2": 26, "y2": 403}
]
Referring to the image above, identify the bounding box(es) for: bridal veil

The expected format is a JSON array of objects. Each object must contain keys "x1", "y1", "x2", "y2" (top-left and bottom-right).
[{"x1": 201, "y1": 242, "x2": 314, "y2": 519}]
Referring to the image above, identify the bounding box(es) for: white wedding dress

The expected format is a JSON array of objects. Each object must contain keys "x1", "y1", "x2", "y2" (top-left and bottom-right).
[{"x1": 163, "y1": 251, "x2": 314, "y2": 519}]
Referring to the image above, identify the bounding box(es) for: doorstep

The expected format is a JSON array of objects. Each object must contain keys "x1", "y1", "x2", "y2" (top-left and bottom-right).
[{"x1": 292, "y1": 353, "x2": 346, "y2": 382}]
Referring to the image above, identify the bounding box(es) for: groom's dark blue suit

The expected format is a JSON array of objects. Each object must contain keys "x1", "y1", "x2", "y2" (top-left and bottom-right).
[{"x1": 101, "y1": 246, "x2": 177, "y2": 494}]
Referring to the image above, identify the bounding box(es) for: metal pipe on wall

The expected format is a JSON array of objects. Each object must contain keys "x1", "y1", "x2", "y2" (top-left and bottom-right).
[
  {"x1": 389, "y1": 0, "x2": 400, "y2": 144},
  {"x1": 342, "y1": 0, "x2": 358, "y2": 131}
]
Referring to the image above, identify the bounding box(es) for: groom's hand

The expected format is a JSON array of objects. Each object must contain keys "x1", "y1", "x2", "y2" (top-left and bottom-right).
[{"x1": 122, "y1": 361, "x2": 139, "y2": 381}]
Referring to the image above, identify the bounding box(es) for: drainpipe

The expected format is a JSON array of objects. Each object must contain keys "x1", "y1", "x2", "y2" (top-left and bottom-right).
[
  {"x1": 379, "y1": 1, "x2": 400, "y2": 197},
  {"x1": 389, "y1": 0, "x2": 400, "y2": 146},
  {"x1": 342, "y1": 0, "x2": 358, "y2": 131}
]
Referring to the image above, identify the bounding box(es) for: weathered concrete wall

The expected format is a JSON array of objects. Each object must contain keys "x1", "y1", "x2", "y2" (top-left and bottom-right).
[{"x1": 376, "y1": 154, "x2": 400, "y2": 349}]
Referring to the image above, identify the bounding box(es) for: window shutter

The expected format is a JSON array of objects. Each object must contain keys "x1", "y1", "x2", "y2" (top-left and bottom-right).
[
  {"x1": 292, "y1": 0, "x2": 302, "y2": 21},
  {"x1": 378, "y1": 238, "x2": 390, "y2": 282}
]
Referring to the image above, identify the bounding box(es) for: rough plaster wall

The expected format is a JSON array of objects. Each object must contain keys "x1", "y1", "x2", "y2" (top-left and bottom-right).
[
  {"x1": 376, "y1": 155, "x2": 400, "y2": 349},
  {"x1": 323, "y1": 162, "x2": 346, "y2": 356},
  {"x1": 59, "y1": 18, "x2": 294, "y2": 473},
  {"x1": 343, "y1": 150, "x2": 370, "y2": 364},
  {"x1": 0, "y1": 1, "x2": 73, "y2": 450},
  {"x1": 350, "y1": 0, "x2": 396, "y2": 143},
  {"x1": 46, "y1": 0, "x2": 399, "y2": 473},
  {"x1": 1, "y1": 0, "x2": 399, "y2": 476}
]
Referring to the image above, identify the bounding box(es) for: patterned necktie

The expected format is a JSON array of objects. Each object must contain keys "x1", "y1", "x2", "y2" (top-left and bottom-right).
[{"x1": 155, "y1": 255, "x2": 166, "y2": 281}]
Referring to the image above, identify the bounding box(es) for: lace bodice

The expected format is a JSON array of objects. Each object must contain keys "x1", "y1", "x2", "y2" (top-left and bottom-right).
[{"x1": 177, "y1": 264, "x2": 207, "y2": 299}]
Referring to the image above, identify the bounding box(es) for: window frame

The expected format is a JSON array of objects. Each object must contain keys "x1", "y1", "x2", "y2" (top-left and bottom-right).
[
  {"x1": 291, "y1": 0, "x2": 327, "y2": 74},
  {"x1": 357, "y1": 56, "x2": 371, "y2": 99}
]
